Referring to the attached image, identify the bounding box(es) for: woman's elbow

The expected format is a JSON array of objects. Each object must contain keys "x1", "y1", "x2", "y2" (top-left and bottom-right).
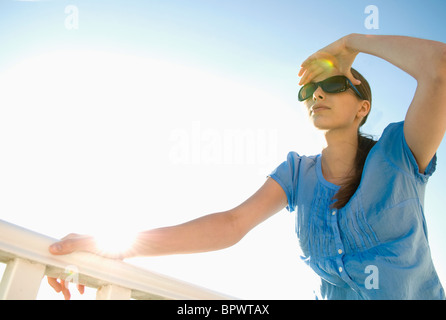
[
  {"x1": 439, "y1": 44, "x2": 446, "y2": 79},
  {"x1": 225, "y1": 210, "x2": 250, "y2": 245},
  {"x1": 422, "y1": 43, "x2": 446, "y2": 83},
  {"x1": 432, "y1": 43, "x2": 446, "y2": 81}
]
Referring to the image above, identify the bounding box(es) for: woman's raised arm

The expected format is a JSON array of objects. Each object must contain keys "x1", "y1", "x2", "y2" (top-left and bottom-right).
[
  {"x1": 299, "y1": 34, "x2": 446, "y2": 173},
  {"x1": 346, "y1": 34, "x2": 446, "y2": 173}
]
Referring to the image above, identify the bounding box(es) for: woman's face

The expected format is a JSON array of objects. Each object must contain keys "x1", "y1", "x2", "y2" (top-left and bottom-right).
[{"x1": 303, "y1": 74, "x2": 370, "y2": 132}]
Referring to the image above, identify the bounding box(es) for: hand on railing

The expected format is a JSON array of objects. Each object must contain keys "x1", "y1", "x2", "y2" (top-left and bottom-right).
[
  {"x1": 48, "y1": 233, "x2": 97, "y2": 300},
  {"x1": 49, "y1": 233, "x2": 97, "y2": 255}
]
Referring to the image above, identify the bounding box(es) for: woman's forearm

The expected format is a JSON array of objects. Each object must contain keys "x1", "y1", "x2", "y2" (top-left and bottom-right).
[
  {"x1": 124, "y1": 211, "x2": 244, "y2": 258},
  {"x1": 346, "y1": 33, "x2": 446, "y2": 81}
]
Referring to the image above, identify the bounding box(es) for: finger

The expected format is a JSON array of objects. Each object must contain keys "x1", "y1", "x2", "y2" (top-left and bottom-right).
[
  {"x1": 347, "y1": 72, "x2": 361, "y2": 86},
  {"x1": 77, "y1": 283, "x2": 85, "y2": 295},
  {"x1": 299, "y1": 69, "x2": 313, "y2": 86},
  {"x1": 49, "y1": 242, "x2": 65, "y2": 255},
  {"x1": 47, "y1": 277, "x2": 62, "y2": 293},
  {"x1": 299, "y1": 66, "x2": 325, "y2": 86},
  {"x1": 301, "y1": 51, "x2": 333, "y2": 69},
  {"x1": 300, "y1": 53, "x2": 319, "y2": 69},
  {"x1": 49, "y1": 235, "x2": 95, "y2": 255},
  {"x1": 50, "y1": 234, "x2": 80, "y2": 255},
  {"x1": 60, "y1": 280, "x2": 71, "y2": 300},
  {"x1": 299, "y1": 56, "x2": 322, "y2": 80}
]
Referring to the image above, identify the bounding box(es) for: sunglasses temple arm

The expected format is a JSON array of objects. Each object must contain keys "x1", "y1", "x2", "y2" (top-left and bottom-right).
[{"x1": 347, "y1": 79, "x2": 364, "y2": 99}]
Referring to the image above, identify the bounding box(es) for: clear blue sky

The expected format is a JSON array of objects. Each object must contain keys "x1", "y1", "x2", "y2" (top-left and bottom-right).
[{"x1": 0, "y1": 0, "x2": 445, "y2": 299}]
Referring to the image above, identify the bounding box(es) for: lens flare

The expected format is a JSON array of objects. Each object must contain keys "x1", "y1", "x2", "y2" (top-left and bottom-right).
[{"x1": 319, "y1": 59, "x2": 334, "y2": 70}]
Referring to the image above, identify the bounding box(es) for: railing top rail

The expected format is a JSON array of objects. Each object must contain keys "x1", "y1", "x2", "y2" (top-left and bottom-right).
[{"x1": 0, "y1": 219, "x2": 234, "y2": 300}]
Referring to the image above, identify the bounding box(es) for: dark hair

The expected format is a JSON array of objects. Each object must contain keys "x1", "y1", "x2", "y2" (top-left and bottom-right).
[{"x1": 331, "y1": 68, "x2": 377, "y2": 209}]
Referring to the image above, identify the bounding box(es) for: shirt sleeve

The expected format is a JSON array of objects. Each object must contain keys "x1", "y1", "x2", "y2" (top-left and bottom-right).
[
  {"x1": 378, "y1": 121, "x2": 437, "y2": 183},
  {"x1": 268, "y1": 152, "x2": 301, "y2": 212}
]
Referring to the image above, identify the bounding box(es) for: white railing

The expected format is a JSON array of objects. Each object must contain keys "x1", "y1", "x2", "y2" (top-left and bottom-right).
[{"x1": 0, "y1": 219, "x2": 234, "y2": 300}]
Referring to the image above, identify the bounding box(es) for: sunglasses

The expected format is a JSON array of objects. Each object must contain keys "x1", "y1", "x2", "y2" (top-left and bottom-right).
[{"x1": 298, "y1": 75, "x2": 364, "y2": 102}]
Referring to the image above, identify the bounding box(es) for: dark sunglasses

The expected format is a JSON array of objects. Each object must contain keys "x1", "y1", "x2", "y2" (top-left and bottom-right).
[{"x1": 298, "y1": 75, "x2": 364, "y2": 102}]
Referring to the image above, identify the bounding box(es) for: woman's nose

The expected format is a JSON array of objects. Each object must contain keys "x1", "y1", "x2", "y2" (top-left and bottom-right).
[{"x1": 313, "y1": 86, "x2": 325, "y2": 101}]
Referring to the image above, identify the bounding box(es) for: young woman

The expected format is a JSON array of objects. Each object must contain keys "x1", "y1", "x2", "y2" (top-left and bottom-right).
[{"x1": 48, "y1": 34, "x2": 446, "y2": 299}]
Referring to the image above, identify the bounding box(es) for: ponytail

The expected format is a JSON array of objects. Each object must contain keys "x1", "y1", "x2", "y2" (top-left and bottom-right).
[
  {"x1": 331, "y1": 134, "x2": 376, "y2": 209},
  {"x1": 331, "y1": 68, "x2": 375, "y2": 209}
]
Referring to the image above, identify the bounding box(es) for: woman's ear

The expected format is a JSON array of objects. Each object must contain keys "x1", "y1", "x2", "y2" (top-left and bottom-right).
[{"x1": 357, "y1": 100, "x2": 371, "y2": 119}]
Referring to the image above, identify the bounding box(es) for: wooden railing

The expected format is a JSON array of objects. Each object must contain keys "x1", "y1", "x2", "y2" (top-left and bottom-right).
[{"x1": 0, "y1": 219, "x2": 233, "y2": 300}]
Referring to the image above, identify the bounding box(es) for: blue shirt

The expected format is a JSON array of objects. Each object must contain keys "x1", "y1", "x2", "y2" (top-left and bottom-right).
[{"x1": 269, "y1": 121, "x2": 445, "y2": 300}]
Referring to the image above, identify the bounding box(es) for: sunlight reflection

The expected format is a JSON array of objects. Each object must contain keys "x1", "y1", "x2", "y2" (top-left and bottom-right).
[{"x1": 94, "y1": 230, "x2": 137, "y2": 258}]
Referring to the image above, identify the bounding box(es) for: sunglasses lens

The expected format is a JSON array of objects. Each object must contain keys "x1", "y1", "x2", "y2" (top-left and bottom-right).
[
  {"x1": 321, "y1": 77, "x2": 346, "y2": 93},
  {"x1": 298, "y1": 83, "x2": 317, "y2": 101}
]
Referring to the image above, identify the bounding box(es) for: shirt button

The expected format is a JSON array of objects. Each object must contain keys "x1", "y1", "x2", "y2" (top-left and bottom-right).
[
  {"x1": 332, "y1": 211, "x2": 336, "y2": 216},
  {"x1": 339, "y1": 267, "x2": 343, "y2": 273},
  {"x1": 338, "y1": 249, "x2": 343, "y2": 254}
]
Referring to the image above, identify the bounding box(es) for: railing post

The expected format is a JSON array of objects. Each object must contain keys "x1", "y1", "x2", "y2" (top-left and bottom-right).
[
  {"x1": 96, "y1": 284, "x2": 132, "y2": 300},
  {"x1": 0, "y1": 258, "x2": 46, "y2": 300}
]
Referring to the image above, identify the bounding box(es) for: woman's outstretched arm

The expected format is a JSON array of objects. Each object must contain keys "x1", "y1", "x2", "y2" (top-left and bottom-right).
[
  {"x1": 49, "y1": 177, "x2": 287, "y2": 258},
  {"x1": 127, "y1": 177, "x2": 288, "y2": 257},
  {"x1": 47, "y1": 177, "x2": 287, "y2": 298}
]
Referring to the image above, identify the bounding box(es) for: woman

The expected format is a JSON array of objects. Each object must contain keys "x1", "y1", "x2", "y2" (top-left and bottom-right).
[{"x1": 48, "y1": 34, "x2": 446, "y2": 299}]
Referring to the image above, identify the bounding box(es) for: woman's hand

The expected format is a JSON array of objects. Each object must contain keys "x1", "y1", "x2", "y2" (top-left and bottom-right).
[
  {"x1": 49, "y1": 233, "x2": 97, "y2": 255},
  {"x1": 298, "y1": 34, "x2": 361, "y2": 86},
  {"x1": 47, "y1": 233, "x2": 97, "y2": 300}
]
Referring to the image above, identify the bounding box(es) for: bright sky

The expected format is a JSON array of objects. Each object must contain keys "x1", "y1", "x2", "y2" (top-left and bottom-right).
[{"x1": 0, "y1": 0, "x2": 445, "y2": 300}]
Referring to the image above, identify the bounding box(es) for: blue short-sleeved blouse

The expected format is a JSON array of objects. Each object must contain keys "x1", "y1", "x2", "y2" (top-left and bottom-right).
[{"x1": 269, "y1": 121, "x2": 445, "y2": 299}]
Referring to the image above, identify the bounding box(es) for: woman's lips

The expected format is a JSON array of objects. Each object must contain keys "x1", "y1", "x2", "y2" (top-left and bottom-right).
[{"x1": 311, "y1": 105, "x2": 330, "y2": 114}]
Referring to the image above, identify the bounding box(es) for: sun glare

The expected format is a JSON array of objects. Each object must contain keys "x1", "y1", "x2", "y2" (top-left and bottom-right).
[
  {"x1": 94, "y1": 230, "x2": 137, "y2": 258},
  {"x1": 0, "y1": 47, "x2": 327, "y2": 299}
]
